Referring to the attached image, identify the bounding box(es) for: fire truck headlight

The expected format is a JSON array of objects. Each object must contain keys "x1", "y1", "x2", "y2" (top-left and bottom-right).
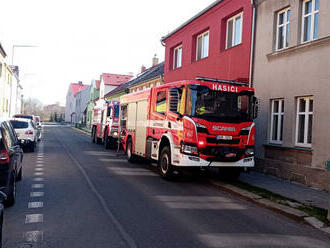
[
  {"x1": 113, "y1": 131, "x2": 118, "y2": 137},
  {"x1": 245, "y1": 148, "x2": 254, "y2": 157},
  {"x1": 181, "y1": 143, "x2": 198, "y2": 155}
]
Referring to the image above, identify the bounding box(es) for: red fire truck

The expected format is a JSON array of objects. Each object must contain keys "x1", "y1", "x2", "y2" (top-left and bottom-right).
[
  {"x1": 119, "y1": 77, "x2": 258, "y2": 180},
  {"x1": 91, "y1": 100, "x2": 120, "y2": 149}
]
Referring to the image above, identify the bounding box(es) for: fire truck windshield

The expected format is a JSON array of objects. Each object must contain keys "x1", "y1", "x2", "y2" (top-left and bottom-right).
[
  {"x1": 186, "y1": 85, "x2": 253, "y2": 123},
  {"x1": 114, "y1": 105, "x2": 119, "y2": 118}
]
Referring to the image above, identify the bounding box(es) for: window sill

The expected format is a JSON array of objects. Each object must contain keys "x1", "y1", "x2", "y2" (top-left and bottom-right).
[
  {"x1": 223, "y1": 43, "x2": 243, "y2": 52},
  {"x1": 171, "y1": 66, "x2": 182, "y2": 72},
  {"x1": 264, "y1": 143, "x2": 313, "y2": 152},
  {"x1": 267, "y1": 35, "x2": 330, "y2": 59},
  {"x1": 193, "y1": 56, "x2": 209, "y2": 64}
]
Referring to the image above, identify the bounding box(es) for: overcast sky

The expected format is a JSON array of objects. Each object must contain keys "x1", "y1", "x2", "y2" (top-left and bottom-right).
[{"x1": 0, "y1": 0, "x2": 215, "y2": 106}]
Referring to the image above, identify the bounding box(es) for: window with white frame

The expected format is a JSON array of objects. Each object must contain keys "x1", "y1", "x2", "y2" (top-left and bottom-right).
[
  {"x1": 196, "y1": 31, "x2": 209, "y2": 61},
  {"x1": 276, "y1": 8, "x2": 291, "y2": 50},
  {"x1": 302, "y1": 0, "x2": 319, "y2": 42},
  {"x1": 270, "y1": 99, "x2": 284, "y2": 143},
  {"x1": 173, "y1": 45, "x2": 182, "y2": 69},
  {"x1": 296, "y1": 96, "x2": 313, "y2": 147},
  {"x1": 226, "y1": 12, "x2": 243, "y2": 49}
]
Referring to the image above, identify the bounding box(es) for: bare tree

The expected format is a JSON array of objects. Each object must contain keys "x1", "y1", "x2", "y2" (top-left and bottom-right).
[{"x1": 23, "y1": 97, "x2": 44, "y2": 119}]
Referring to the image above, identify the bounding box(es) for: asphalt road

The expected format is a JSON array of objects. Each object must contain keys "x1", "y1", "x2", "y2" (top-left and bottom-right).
[{"x1": 2, "y1": 126, "x2": 330, "y2": 248}]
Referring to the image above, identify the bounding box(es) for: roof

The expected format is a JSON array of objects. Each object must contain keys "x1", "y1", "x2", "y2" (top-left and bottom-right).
[
  {"x1": 10, "y1": 118, "x2": 30, "y2": 123},
  {"x1": 96, "y1": 80, "x2": 101, "y2": 89},
  {"x1": 0, "y1": 43, "x2": 7, "y2": 58},
  {"x1": 71, "y1": 83, "x2": 89, "y2": 97},
  {"x1": 161, "y1": 0, "x2": 224, "y2": 42},
  {"x1": 101, "y1": 73, "x2": 133, "y2": 86},
  {"x1": 105, "y1": 62, "x2": 164, "y2": 98}
]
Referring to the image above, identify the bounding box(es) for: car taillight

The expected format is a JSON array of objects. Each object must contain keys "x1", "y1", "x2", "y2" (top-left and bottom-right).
[
  {"x1": 25, "y1": 130, "x2": 34, "y2": 135},
  {"x1": 0, "y1": 150, "x2": 9, "y2": 163}
]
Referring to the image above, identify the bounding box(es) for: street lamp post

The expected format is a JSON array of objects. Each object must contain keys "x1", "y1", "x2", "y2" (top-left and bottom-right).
[{"x1": 11, "y1": 44, "x2": 38, "y2": 65}]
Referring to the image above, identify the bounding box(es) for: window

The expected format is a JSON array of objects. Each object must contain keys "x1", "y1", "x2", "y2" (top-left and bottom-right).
[
  {"x1": 173, "y1": 45, "x2": 182, "y2": 69},
  {"x1": 196, "y1": 31, "x2": 209, "y2": 60},
  {"x1": 155, "y1": 91, "x2": 166, "y2": 114},
  {"x1": 169, "y1": 87, "x2": 185, "y2": 115},
  {"x1": 276, "y1": 8, "x2": 291, "y2": 50},
  {"x1": 226, "y1": 12, "x2": 243, "y2": 49},
  {"x1": 302, "y1": 0, "x2": 319, "y2": 42},
  {"x1": 296, "y1": 96, "x2": 313, "y2": 147},
  {"x1": 270, "y1": 99, "x2": 284, "y2": 144}
]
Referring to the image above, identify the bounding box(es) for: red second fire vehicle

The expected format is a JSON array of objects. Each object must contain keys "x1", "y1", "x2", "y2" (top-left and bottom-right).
[
  {"x1": 119, "y1": 77, "x2": 258, "y2": 180},
  {"x1": 91, "y1": 100, "x2": 120, "y2": 149}
]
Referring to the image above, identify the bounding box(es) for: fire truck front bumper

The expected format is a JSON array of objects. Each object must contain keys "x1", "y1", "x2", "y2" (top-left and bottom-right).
[{"x1": 172, "y1": 153, "x2": 255, "y2": 168}]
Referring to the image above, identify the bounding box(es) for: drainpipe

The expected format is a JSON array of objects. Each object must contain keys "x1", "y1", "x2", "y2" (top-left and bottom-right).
[{"x1": 249, "y1": 0, "x2": 257, "y2": 88}]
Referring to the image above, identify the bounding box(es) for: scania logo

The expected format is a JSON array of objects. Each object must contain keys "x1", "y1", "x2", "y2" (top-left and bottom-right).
[{"x1": 212, "y1": 126, "x2": 236, "y2": 132}]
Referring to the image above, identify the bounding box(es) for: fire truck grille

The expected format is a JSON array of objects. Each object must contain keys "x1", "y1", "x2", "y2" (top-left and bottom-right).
[
  {"x1": 201, "y1": 146, "x2": 244, "y2": 162},
  {"x1": 206, "y1": 137, "x2": 240, "y2": 145}
]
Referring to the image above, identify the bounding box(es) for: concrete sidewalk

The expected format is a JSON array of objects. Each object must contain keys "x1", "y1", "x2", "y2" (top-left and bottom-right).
[{"x1": 240, "y1": 171, "x2": 328, "y2": 209}]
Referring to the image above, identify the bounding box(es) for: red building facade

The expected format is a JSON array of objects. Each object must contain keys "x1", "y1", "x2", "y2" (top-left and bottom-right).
[{"x1": 162, "y1": 0, "x2": 253, "y2": 83}]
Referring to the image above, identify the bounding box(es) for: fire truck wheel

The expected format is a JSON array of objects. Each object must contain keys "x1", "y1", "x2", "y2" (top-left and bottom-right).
[
  {"x1": 218, "y1": 167, "x2": 242, "y2": 182},
  {"x1": 104, "y1": 132, "x2": 110, "y2": 149},
  {"x1": 91, "y1": 128, "x2": 95, "y2": 143},
  {"x1": 159, "y1": 146, "x2": 174, "y2": 180},
  {"x1": 126, "y1": 139, "x2": 136, "y2": 162}
]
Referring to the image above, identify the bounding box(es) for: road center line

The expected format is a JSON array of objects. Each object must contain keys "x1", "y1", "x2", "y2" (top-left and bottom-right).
[
  {"x1": 58, "y1": 135, "x2": 138, "y2": 248},
  {"x1": 33, "y1": 178, "x2": 44, "y2": 182},
  {"x1": 30, "y1": 192, "x2": 44, "y2": 197},
  {"x1": 28, "y1": 202, "x2": 43, "y2": 208},
  {"x1": 32, "y1": 184, "x2": 44, "y2": 189},
  {"x1": 25, "y1": 214, "x2": 43, "y2": 224},
  {"x1": 23, "y1": 231, "x2": 43, "y2": 242}
]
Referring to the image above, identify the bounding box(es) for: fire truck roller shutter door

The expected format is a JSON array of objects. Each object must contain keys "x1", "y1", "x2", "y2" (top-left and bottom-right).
[
  {"x1": 135, "y1": 100, "x2": 149, "y2": 155},
  {"x1": 127, "y1": 103, "x2": 137, "y2": 132}
]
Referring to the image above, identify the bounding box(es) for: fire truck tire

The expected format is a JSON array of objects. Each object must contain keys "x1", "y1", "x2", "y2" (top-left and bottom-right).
[
  {"x1": 218, "y1": 167, "x2": 242, "y2": 181},
  {"x1": 104, "y1": 132, "x2": 110, "y2": 149},
  {"x1": 91, "y1": 127, "x2": 96, "y2": 143},
  {"x1": 159, "y1": 146, "x2": 174, "y2": 180},
  {"x1": 126, "y1": 139, "x2": 136, "y2": 162}
]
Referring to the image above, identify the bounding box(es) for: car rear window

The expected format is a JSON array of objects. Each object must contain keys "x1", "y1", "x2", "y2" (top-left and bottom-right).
[
  {"x1": 13, "y1": 115, "x2": 33, "y2": 120},
  {"x1": 0, "y1": 138, "x2": 5, "y2": 150},
  {"x1": 10, "y1": 120, "x2": 28, "y2": 129},
  {"x1": 0, "y1": 132, "x2": 5, "y2": 150}
]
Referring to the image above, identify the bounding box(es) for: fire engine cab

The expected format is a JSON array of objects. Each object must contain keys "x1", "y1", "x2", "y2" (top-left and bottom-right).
[
  {"x1": 119, "y1": 77, "x2": 258, "y2": 180},
  {"x1": 91, "y1": 100, "x2": 120, "y2": 149}
]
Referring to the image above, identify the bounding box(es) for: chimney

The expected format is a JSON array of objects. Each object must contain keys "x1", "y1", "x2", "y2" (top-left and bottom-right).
[
  {"x1": 152, "y1": 54, "x2": 158, "y2": 67},
  {"x1": 141, "y1": 65, "x2": 147, "y2": 73}
]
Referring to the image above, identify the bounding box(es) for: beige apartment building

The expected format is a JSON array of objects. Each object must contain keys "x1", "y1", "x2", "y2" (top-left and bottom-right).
[{"x1": 254, "y1": 0, "x2": 330, "y2": 190}]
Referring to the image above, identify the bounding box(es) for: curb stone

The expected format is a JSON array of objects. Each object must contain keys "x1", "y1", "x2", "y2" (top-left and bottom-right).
[
  {"x1": 209, "y1": 179, "x2": 330, "y2": 234},
  {"x1": 72, "y1": 127, "x2": 91, "y2": 135}
]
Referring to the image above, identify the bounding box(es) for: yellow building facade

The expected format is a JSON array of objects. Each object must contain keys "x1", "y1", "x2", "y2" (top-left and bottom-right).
[{"x1": 0, "y1": 43, "x2": 13, "y2": 119}]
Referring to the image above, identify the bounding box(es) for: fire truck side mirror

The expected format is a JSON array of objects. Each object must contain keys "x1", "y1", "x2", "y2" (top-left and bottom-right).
[{"x1": 252, "y1": 97, "x2": 259, "y2": 120}]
